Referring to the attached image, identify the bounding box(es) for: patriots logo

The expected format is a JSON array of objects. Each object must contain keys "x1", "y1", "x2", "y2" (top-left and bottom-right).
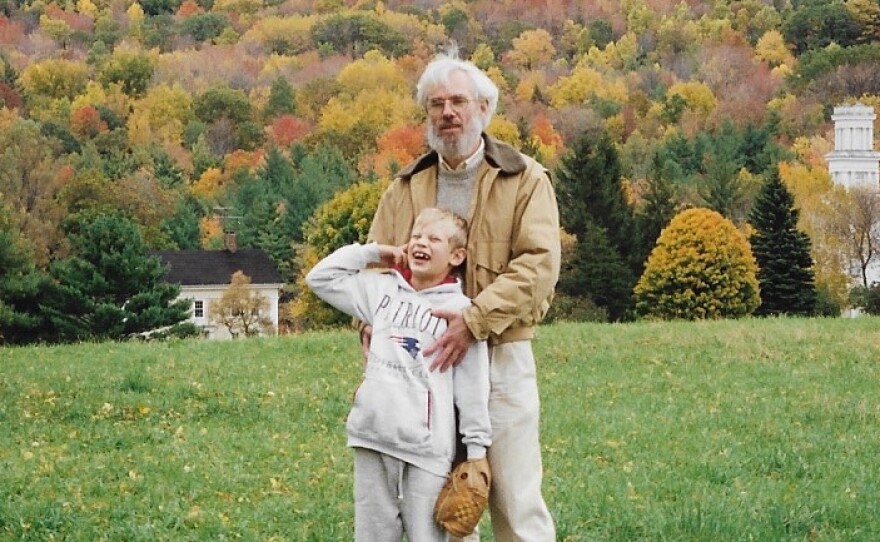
[{"x1": 391, "y1": 335, "x2": 421, "y2": 359}]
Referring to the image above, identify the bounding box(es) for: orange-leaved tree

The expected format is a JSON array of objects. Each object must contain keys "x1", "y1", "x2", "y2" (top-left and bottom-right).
[{"x1": 634, "y1": 207, "x2": 760, "y2": 320}]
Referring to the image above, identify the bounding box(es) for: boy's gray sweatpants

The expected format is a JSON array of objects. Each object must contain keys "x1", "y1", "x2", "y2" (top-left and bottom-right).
[{"x1": 354, "y1": 447, "x2": 448, "y2": 541}]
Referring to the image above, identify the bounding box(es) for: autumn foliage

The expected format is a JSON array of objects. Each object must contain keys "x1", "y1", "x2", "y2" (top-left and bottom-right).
[
  {"x1": 1, "y1": 0, "x2": 879, "y2": 340},
  {"x1": 634, "y1": 208, "x2": 760, "y2": 320},
  {"x1": 208, "y1": 271, "x2": 273, "y2": 338},
  {"x1": 290, "y1": 179, "x2": 387, "y2": 329}
]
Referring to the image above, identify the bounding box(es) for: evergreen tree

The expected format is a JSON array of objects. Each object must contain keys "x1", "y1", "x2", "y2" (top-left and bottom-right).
[
  {"x1": 748, "y1": 170, "x2": 817, "y2": 316},
  {"x1": 740, "y1": 122, "x2": 777, "y2": 175},
  {"x1": 0, "y1": 207, "x2": 50, "y2": 344},
  {"x1": 264, "y1": 76, "x2": 296, "y2": 120},
  {"x1": 557, "y1": 221, "x2": 634, "y2": 321},
  {"x1": 42, "y1": 214, "x2": 191, "y2": 342},
  {"x1": 634, "y1": 151, "x2": 679, "y2": 273},
  {"x1": 554, "y1": 130, "x2": 637, "y2": 319},
  {"x1": 285, "y1": 143, "x2": 357, "y2": 240},
  {"x1": 555, "y1": 130, "x2": 634, "y2": 261},
  {"x1": 227, "y1": 145, "x2": 356, "y2": 282},
  {"x1": 698, "y1": 123, "x2": 747, "y2": 221},
  {"x1": 230, "y1": 157, "x2": 296, "y2": 281},
  {"x1": 160, "y1": 194, "x2": 204, "y2": 250},
  {"x1": 152, "y1": 147, "x2": 186, "y2": 188}
]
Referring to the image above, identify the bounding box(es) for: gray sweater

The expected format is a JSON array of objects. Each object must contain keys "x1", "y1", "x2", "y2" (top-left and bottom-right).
[{"x1": 305, "y1": 243, "x2": 491, "y2": 476}]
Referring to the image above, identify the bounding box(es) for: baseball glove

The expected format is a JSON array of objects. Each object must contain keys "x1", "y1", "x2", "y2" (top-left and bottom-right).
[{"x1": 433, "y1": 458, "x2": 491, "y2": 537}]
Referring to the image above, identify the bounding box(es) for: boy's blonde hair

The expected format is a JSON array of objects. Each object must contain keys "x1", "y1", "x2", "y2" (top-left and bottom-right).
[{"x1": 413, "y1": 208, "x2": 468, "y2": 250}]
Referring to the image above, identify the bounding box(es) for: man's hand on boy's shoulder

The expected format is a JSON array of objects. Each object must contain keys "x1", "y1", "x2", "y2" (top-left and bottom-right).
[
  {"x1": 426, "y1": 309, "x2": 476, "y2": 372},
  {"x1": 377, "y1": 244, "x2": 408, "y2": 268}
]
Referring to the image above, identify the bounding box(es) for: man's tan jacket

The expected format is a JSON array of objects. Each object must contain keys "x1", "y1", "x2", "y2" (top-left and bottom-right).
[{"x1": 368, "y1": 135, "x2": 561, "y2": 345}]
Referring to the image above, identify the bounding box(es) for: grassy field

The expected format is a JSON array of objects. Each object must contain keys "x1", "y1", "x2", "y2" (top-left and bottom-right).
[{"x1": 2, "y1": 317, "x2": 880, "y2": 541}]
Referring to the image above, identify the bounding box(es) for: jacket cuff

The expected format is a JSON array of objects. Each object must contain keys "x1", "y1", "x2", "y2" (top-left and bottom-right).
[{"x1": 462, "y1": 306, "x2": 489, "y2": 341}]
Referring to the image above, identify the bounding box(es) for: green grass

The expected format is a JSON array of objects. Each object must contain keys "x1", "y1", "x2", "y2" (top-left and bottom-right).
[{"x1": 2, "y1": 318, "x2": 880, "y2": 541}]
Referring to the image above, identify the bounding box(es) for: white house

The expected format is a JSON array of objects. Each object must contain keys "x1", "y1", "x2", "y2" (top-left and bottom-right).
[
  {"x1": 824, "y1": 103, "x2": 880, "y2": 290},
  {"x1": 153, "y1": 240, "x2": 284, "y2": 339}
]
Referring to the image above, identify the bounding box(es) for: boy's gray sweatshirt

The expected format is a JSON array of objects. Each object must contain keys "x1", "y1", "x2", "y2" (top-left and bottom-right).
[{"x1": 305, "y1": 243, "x2": 491, "y2": 477}]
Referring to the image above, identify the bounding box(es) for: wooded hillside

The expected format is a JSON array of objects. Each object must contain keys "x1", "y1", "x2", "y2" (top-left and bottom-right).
[{"x1": 2, "y1": 0, "x2": 880, "y2": 340}]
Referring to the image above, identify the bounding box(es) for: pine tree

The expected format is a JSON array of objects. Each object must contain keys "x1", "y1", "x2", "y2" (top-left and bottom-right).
[
  {"x1": 264, "y1": 76, "x2": 296, "y2": 120},
  {"x1": 633, "y1": 151, "x2": 679, "y2": 274},
  {"x1": 748, "y1": 170, "x2": 817, "y2": 316},
  {"x1": 42, "y1": 214, "x2": 192, "y2": 342},
  {"x1": 160, "y1": 194, "x2": 204, "y2": 250},
  {"x1": 554, "y1": 130, "x2": 637, "y2": 319},
  {"x1": 698, "y1": 123, "x2": 747, "y2": 221},
  {"x1": 557, "y1": 220, "x2": 634, "y2": 321},
  {"x1": 0, "y1": 208, "x2": 49, "y2": 344},
  {"x1": 226, "y1": 149, "x2": 295, "y2": 278},
  {"x1": 555, "y1": 130, "x2": 632, "y2": 253}
]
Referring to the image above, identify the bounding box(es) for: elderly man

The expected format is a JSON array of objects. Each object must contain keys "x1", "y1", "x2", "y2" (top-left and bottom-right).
[{"x1": 365, "y1": 50, "x2": 560, "y2": 542}]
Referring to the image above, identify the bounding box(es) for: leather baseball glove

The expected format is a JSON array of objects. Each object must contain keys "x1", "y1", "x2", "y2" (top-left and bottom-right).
[{"x1": 433, "y1": 457, "x2": 491, "y2": 537}]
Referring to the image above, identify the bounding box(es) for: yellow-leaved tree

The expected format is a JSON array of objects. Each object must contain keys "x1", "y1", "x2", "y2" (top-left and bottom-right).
[
  {"x1": 240, "y1": 14, "x2": 316, "y2": 55},
  {"x1": 316, "y1": 51, "x2": 418, "y2": 160},
  {"x1": 290, "y1": 179, "x2": 388, "y2": 330},
  {"x1": 666, "y1": 81, "x2": 717, "y2": 118},
  {"x1": 127, "y1": 83, "x2": 194, "y2": 147},
  {"x1": 778, "y1": 149, "x2": 850, "y2": 312},
  {"x1": 507, "y1": 28, "x2": 557, "y2": 71},
  {"x1": 546, "y1": 63, "x2": 627, "y2": 108},
  {"x1": 754, "y1": 29, "x2": 794, "y2": 70},
  {"x1": 208, "y1": 271, "x2": 273, "y2": 338},
  {"x1": 191, "y1": 167, "x2": 226, "y2": 199},
  {"x1": 486, "y1": 115, "x2": 520, "y2": 148},
  {"x1": 634, "y1": 207, "x2": 760, "y2": 320},
  {"x1": 20, "y1": 58, "x2": 90, "y2": 102}
]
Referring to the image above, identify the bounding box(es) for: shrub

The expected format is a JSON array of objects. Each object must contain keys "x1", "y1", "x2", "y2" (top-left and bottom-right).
[
  {"x1": 849, "y1": 284, "x2": 880, "y2": 315},
  {"x1": 634, "y1": 207, "x2": 760, "y2": 320},
  {"x1": 543, "y1": 293, "x2": 608, "y2": 323}
]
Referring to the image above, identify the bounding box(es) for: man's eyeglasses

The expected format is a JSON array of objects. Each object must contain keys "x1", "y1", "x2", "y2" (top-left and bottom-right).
[{"x1": 427, "y1": 96, "x2": 476, "y2": 115}]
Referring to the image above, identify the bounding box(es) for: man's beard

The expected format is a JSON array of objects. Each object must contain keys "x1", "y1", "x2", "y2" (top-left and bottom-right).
[{"x1": 426, "y1": 117, "x2": 483, "y2": 161}]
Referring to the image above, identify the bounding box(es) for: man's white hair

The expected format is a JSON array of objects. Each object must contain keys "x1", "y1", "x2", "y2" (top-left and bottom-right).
[{"x1": 416, "y1": 49, "x2": 499, "y2": 130}]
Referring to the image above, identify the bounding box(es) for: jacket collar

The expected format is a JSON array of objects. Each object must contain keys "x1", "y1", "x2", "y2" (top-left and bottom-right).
[{"x1": 397, "y1": 134, "x2": 527, "y2": 180}]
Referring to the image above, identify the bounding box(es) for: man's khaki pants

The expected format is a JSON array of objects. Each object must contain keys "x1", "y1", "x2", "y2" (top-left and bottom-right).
[{"x1": 452, "y1": 340, "x2": 555, "y2": 542}]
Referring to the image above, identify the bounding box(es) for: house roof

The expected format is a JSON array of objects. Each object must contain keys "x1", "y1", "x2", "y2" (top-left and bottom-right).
[{"x1": 152, "y1": 249, "x2": 284, "y2": 286}]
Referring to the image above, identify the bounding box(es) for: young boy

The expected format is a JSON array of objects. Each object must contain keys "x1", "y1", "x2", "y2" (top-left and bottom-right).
[{"x1": 305, "y1": 207, "x2": 491, "y2": 541}]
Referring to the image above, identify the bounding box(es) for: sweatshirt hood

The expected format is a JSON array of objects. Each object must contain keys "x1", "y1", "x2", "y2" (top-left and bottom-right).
[{"x1": 390, "y1": 264, "x2": 461, "y2": 293}]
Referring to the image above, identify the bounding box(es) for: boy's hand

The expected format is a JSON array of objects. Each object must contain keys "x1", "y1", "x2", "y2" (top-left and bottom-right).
[{"x1": 377, "y1": 244, "x2": 408, "y2": 268}]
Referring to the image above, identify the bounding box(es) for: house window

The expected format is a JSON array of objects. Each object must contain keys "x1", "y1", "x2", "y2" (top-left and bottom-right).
[{"x1": 194, "y1": 300, "x2": 204, "y2": 318}]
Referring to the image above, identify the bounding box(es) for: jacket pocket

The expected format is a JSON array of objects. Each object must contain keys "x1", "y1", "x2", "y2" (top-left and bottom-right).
[
  {"x1": 346, "y1": 378, "x2": 432, "y2": 453},
  {"x1": 472, "y1": 241, "x2": 510, "y2": 286}
]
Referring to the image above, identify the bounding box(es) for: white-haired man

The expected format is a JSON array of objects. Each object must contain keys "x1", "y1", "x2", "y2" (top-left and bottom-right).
[{"x1": 365, "y1": 50, "x2": 561, "y2": 541}]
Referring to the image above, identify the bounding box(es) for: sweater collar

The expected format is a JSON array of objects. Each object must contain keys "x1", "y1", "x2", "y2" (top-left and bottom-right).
[{"x1": 397, "y1": 133, "x2": 527, "y2": 180}]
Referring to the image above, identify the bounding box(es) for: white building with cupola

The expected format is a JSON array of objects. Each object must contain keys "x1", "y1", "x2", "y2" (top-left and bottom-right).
[
  {"x1": 825, "y1": 103, "x2": 880, "y2": 189},
  {"x1": 824, "y1": 103, "x2": 880, "y2": 291}
]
